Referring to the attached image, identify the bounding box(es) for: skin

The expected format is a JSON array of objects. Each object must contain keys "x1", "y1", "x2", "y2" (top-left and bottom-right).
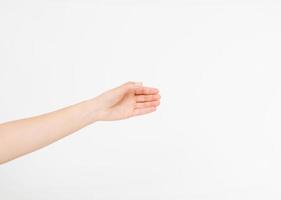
[{"x1": 0, "y1": 81, "x2": 161, "y2": 164}]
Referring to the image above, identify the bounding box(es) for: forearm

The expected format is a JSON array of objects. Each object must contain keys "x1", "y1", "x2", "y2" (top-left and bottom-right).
[{"x1": 0, "y1": 99, "x2": 98, "y2": 164}]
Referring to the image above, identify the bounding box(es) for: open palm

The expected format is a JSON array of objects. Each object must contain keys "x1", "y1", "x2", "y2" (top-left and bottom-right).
[{"x1": 93, "y1": 82, "x2": 161, "y2": 121}]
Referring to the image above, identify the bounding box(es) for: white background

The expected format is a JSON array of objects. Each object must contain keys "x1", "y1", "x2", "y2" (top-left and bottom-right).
[{"x1": 1, "y1": 0, "x2": 281, "y2": 199}]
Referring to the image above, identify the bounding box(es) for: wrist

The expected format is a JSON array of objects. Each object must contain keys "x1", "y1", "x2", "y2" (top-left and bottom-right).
[{"x1": 82, "y1": 98, "x2": 104, "y2": 124}]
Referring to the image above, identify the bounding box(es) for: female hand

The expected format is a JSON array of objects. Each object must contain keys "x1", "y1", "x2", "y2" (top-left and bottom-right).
[{"x1": 91, "y1": 81, "x2": 161, "y2": 121}]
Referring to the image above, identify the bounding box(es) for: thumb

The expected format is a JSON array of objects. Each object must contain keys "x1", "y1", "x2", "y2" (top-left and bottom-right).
[
  {"x1": 123, "y1": 81, "x2": 144, "y2": 95},
  {"x1": 114, "y1": 81, "x2": 143, "y2": 95},
  {"x1": 129, "y1": 82, "x2": 144, "y2": 92},
  {"x1": 134, "y1": 82, "x2": 143, "y2": 86},
  {"x1": 122, "y1": 81, "x2": 143, "y2": 89}
]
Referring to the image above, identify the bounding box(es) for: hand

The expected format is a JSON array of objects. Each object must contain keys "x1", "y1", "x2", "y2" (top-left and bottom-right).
[{"x1": 91, "y1": 81, "x2": 161, "y2": 121}]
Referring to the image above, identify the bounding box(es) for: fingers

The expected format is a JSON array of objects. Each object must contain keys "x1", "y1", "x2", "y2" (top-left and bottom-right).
[
  {"x1": 135, "y1": 100, "x2": 160, "y2": 109},
  {"x1": 121, "y1": 82, "x2": 160, "y2": 117},
  {"x1": 134, "y1": 86, "x2": 159, "y2": 95},
  {"x1": 121, "y1": 81, "x2": 159, "y2": 95},
  {"x1": 132, "y1": 107, "x2": 157, "y2": 116},
  {"x1": 135, "y1": 94, "x2": 161, "y2": 102}
]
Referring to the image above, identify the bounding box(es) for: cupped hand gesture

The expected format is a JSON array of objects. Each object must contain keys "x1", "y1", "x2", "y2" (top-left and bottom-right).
[{"x1": 92, "y1": 82, "x2": 161, "y2": 121}]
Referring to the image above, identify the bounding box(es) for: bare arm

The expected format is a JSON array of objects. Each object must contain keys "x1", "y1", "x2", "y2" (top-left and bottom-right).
[{"x1": 0, "y1": 82, "x2": 161, "y2": 164}]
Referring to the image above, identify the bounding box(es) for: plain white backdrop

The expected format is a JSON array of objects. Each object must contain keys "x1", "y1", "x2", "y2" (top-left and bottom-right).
[{"x1": 1, "y1": 0, "x2": 281, "y2": 199}]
